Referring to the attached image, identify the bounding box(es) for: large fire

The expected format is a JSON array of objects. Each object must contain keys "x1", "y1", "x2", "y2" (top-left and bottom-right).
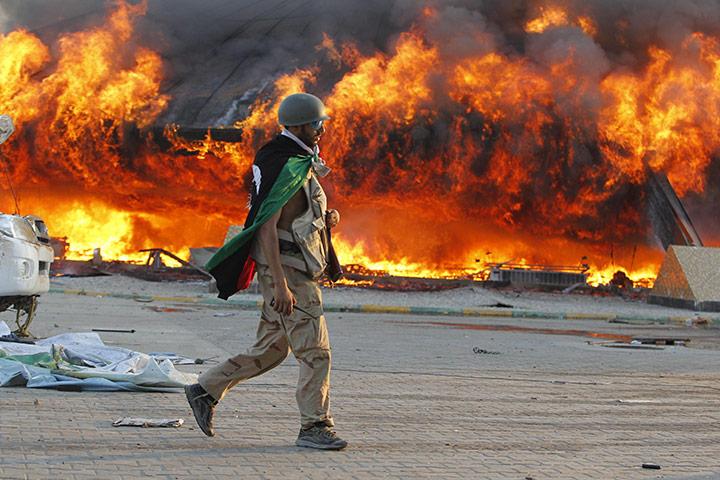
[{"x1": 1, "y1": 2, "x2": 718, "y2": 286}]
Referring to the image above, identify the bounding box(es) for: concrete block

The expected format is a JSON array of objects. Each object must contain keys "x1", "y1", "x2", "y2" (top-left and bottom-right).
[
  {"x1": 223, "y1": 225, "x2": 244, "y2": 245},
  {"x1": 648, "y1": 245, "x2": 720, "y2": 311}
]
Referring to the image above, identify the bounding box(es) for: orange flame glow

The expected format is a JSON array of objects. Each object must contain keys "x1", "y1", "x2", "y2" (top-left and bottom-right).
[
  {"x1": 525, "y1": 6, "x2": 597, "y2": 36},
  {"x1": 0, "y1": 3, "x2": 243, "y2": 264},
  {"x1": 0, "y1": 1, "x2": 718, "y2": 289}
]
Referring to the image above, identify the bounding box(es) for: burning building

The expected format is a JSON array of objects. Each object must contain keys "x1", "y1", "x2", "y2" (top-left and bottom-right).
[{"x1": 0, "y1": 0, "x2": 719, "y2": 286}]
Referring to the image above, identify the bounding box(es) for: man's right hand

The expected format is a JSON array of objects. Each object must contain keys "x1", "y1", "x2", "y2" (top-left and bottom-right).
[{"x1": 272, "y1": 284, "x2": 297, "y2": 316}]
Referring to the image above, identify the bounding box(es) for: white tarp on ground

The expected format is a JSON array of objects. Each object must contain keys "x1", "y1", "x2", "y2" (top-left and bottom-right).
[{"x1": 0, "y1": 321, "x2": 196, "y2": 392}]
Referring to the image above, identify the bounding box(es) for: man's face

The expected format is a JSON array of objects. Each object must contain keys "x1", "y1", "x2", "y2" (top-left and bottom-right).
[{"x1": 296, "y1": 121, "x2": 325, "y2": 148}]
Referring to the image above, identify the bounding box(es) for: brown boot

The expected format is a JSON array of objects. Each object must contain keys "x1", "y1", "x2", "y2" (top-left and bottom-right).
[
  {"x1": 296, "y1": 424, "x2": 348, "y2": 450},
  {"x1": 184, "y1": 383, "x2": 217, "y2": 437}
]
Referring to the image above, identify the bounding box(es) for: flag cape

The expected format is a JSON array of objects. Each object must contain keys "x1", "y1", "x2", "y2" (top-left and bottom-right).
[{"x1": 206, "y1": 135, "x2": 314, "y2": 299}]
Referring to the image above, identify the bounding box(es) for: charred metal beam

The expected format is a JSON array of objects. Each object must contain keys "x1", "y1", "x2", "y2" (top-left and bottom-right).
[{"x1": 646, "y1": 169, "x2": 703, "y2": 250}]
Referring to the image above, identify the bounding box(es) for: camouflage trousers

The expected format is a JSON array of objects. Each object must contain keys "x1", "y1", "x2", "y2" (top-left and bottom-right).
[{"x1": 198, "y1": 263, "x2": 333, "y2": 429}]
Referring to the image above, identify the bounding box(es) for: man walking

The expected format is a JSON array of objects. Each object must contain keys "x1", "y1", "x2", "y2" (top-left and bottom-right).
[{"x1": 184, "y1": 93, "x2": 347, "y2": 450}]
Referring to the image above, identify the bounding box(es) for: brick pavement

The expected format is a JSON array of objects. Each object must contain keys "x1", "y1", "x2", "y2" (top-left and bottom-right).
[{"x1": 1, "y1": 292, "x2": 719, "y2": 479}]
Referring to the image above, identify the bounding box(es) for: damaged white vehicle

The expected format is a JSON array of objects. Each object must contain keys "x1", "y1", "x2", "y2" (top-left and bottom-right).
[
  {"x1": 0, "y1": 115, "x2": 54, "y2": 335},
  {"x1": 0, "y1": 214, "x2": 54, "y2": 331}
]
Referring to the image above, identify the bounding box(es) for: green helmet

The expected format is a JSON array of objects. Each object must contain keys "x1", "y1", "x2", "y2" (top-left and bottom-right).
[{"x1": 277, "y1": 93, "x2": 330, "y2": 127}]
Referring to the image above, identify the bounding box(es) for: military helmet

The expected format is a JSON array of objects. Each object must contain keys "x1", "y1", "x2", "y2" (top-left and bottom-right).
[{"x1": 277, "y1": 93, "x2": 330, "y2": 127}]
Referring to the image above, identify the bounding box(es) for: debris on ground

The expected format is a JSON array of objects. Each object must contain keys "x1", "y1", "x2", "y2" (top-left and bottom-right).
[
  {"x1": 146, "y1": 306, "x2": 194, "y2": 313},
  {"x1": 473, "y1": 347, "x2": 501, "y2": 355},
  {"x1": 91, "y1": 328, "x2": 135, "y2": 334},
  {"x1": 631, "y1": 337, "x2": 689, "y2": 345},
  {"x1": 0, "y1": 322, "x2": 195, "y2": 391},
  {"x1": 601, "y1": 343, "x2": 665, "y2": 350},
  {"x1": 112, "y1": 417, "x2": 184, "y2": 428},
  {"x1": 482, "y1": 302, "x2": 513, "y2": 308},
  {"x1": 0, "y1": 333, "x2": 35, "y2": 344},
  {"x1": 51, "y1": 247, "x2": 212, "y2": 282},
  {"x1": 610, "y1": 270, "x2": 634, "y2": 291},
  {"x1": 339, "y1": 264, "x2": 470, "y2": 291},
  {"x1": 148, "y1": 352, "x2": 217, "y2": 365}
]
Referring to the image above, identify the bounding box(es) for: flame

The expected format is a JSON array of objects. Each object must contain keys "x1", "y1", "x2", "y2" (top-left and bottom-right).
[
  {"x1": 525, "y1": 7, "x2": 572, "y2": 33},
  {"x1": 233, "y1": 13, "x2": 718, "y2": 286},
  {"x1": 0, "y1": 1, "x2": 719, "y2": 289},
  {"x1": 0, "y1": 2, "x2": 241, "y2": 265},
  {"x1": 525, "y1": 6, "x2": 597, "y2": 36},
  {"x1": 599, "y1": 34, "x2": 720, "y2": 196}
]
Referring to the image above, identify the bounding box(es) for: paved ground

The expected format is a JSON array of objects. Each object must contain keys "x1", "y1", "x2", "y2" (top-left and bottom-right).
[{"x1": 2, "y1": 285, "x2": 720, "y2": 479}]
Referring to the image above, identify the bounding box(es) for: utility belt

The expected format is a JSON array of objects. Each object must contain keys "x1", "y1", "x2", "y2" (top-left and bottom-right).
[
  {"x1": 278, "y1": 229, "x2": 302, "y2": 255},
  {"x1": 250, "y1": 228, "x2": 308, "y2": 272}
]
